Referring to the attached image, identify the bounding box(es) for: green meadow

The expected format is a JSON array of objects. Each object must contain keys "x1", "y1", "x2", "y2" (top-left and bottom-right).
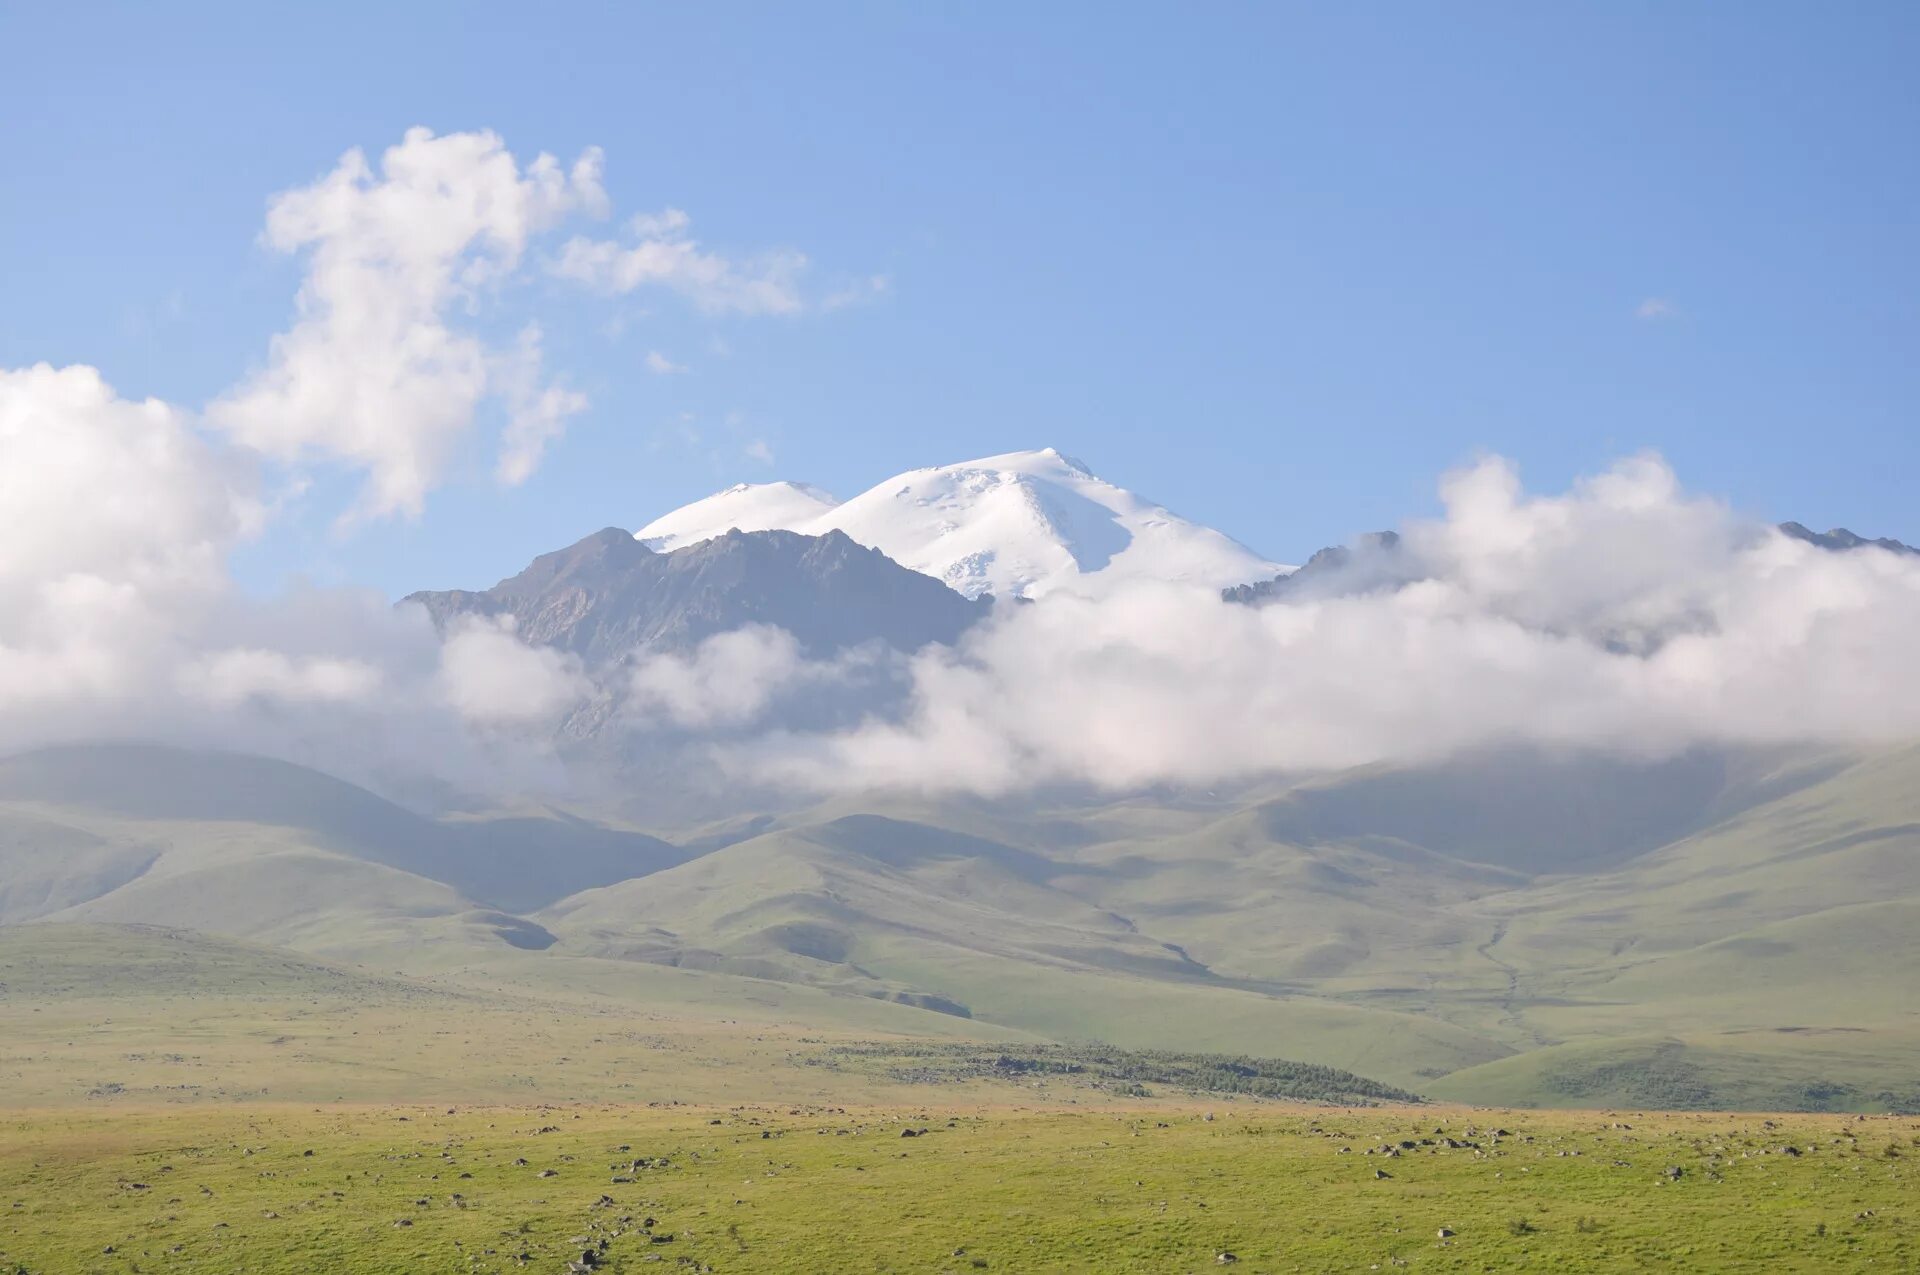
[{"x1": 3, "y1": 1103, "x2": 1914, "y2": 1274}]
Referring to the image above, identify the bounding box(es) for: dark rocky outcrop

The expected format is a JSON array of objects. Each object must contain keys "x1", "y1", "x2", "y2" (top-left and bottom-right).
[
  {"x1": 1777, "y1": 522, "x2": 1917, "y2": 557},
  {"x1": 406, "y1": 526, "x2": 992, "y2": 667},
  {"x1": 1223, "y1": 531, "x2": 1407, "y2": 605}
]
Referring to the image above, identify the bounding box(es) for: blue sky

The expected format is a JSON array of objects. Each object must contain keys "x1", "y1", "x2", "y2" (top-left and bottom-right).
[{"x1": 3, "y1": 2, "x2": 1914, "y2": 597}]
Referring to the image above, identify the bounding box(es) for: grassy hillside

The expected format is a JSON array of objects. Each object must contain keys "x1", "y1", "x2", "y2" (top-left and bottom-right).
[
  {"x1": 539, "y1": 745, "x2": 1920, "y2": 1108},
  {"x1": 2, "y1": 736, "x2": 1918, "y2": 1111},
  {"x1": 0, "y1": 744, "x2": 690, "y2": 916},
  {"x1": 541, "y1": 815, "x2": 1512, "y2": 1086}
]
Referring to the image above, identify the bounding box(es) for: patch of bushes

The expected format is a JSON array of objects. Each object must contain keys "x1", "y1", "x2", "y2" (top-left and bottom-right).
[{"x1": 805, "y1": 1042, "x2": 1422, "y2": 1105}]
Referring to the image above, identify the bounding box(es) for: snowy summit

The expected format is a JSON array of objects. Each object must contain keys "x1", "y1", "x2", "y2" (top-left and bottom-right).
[
  {"x1": 636, "y1": 481, "x2": 842, "y2": 552},
  {"x1": 634, "y1": 448, "x2": 1284, "y2": 599}
]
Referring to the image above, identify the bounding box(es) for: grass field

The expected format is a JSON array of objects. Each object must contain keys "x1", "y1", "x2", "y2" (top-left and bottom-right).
[
  {"x1": 3, "y1": 925, "x2": 1918, "y2": 1271},
  {"x1": 2, "y1": 1103, "x2": 1914, "y2": 1273}
]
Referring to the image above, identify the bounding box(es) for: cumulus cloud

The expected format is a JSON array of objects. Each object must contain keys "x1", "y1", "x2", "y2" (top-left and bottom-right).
[
  {"x1": 494, "y1": 325, "x2": 590, "y2": 486},
  {"x1": 0, "y1": 363, "x2": 256, "y2": 722},
  {"x1": 0, "y1": 361, "x2": 586, "y2": 790},
  {"x1": 438, "y1": 616, "x2": 591, "y2": 725},
  {"x1": 711, "y1": 455, "x2": 1920, "y2": 795},
  {"x1": 643, "y1": 350, "x2": 687, "y2": 375},
  {"x1": 552, "y1": 208, "x2": 808, "y2": 315},
  {"x1": 0, "y1": 363, "x2": 254, "y2": 604},
  {"x1": 177, "y1": 648, "x2": 385, "y2": 709},
  {"x1": 209, "y1": 127, "x2": 606, "y2": 517},
  {"x1": 628, "y1": 626, "x2": 825, "y2": 729},
  {"x1": 1636, "y1": 297, "x2": 1678, "y2": 320}
]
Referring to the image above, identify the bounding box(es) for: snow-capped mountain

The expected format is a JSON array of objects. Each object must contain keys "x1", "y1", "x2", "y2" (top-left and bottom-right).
[
  {"x1": 637, "y1": 480, "x2": 841, "y2": 552},
  {"x1": 633, "y1": 448, "x2": 1285, "y2": 599}
]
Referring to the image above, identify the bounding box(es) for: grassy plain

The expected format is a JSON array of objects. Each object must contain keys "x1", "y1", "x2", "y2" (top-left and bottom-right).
[
  {"x1": 4, "y1": 925, "x2": 1917, "y2": 1272},
  {"x1": 2, "y1": 1103, "x2": 1914, "y2": 1274}
]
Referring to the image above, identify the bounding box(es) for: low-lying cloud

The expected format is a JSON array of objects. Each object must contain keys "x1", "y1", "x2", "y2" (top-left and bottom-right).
[{"x1": 710, "y1": 455, "x2": 1920, "y2": 795}]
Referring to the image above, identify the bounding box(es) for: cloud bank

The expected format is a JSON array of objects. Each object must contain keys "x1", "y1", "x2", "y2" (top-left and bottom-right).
[{"x1": 703, "y1": 455, "x2": 1920, "y2": 795}]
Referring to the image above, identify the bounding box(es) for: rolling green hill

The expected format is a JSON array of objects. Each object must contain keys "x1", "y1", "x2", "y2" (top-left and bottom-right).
[
  {"x1": 0, "y1": 744, "x2": 690, "y2": 914},
  {"x1": 1, "y1": 738, "x2": 1916, "y2": 1110}
]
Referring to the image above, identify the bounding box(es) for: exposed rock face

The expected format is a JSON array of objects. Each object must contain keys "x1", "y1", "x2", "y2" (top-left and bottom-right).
[
  {"x1": 406, "y1": 526, "x2": 993, "y2": 667},
  {"x1": 1777, "y1": 522, "x2": 1917, "y2": 557},
  {"x1": 1223, "y1": 531, "x2": 1407, "y2": 605}
]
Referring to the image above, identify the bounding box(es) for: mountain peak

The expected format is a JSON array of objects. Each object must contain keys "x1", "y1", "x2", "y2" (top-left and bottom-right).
[
  {"x1": 637, "y1": 480, "x2": 842, "y2": 552},
  {"x1": 633, "y1": 449, "x2": 1283, "y2": 599},
  {"x1": 1779, "y1": 521, "x2": 1917, "y2": 556},
  {"x1": 407, "y1": 527, "x2": 989, "y2": 678}
]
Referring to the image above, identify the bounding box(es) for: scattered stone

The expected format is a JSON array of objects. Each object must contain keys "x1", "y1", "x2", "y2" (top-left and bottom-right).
[
  {"x1": 1436, "y1": 1228, "x2": 1454, "y2": 1239},
  {"x1": 1216, "y1": 1252, "x2": 1238, "y2": 1265}
]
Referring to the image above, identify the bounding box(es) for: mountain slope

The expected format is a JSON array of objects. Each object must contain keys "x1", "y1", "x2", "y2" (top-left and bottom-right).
[
  {"x1": 1778, "y1": 521, "x2": 1917, "y2": 556},
  {"x1": 0, "y1": 744, "x2": 689, "y2": 921},
  {"x1": 407, "y1": 525, "x2": 989, "y2": 667},
  {"x1": 539, "y1": 811, "x2": 1513, "y2": 1085},
  {"x1": 635, "y1": 448, "x2": 1285, "y2": 599}
]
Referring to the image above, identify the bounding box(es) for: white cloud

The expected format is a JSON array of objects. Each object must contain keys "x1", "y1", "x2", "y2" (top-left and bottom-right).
[
  {"x1": 627, "y1": 625, "x2": 813, "y2": 729},
  {"x1": 823, "y1": 273, "x2": 892, "y2": 311},
  {"x1": 552, "y1": 208, "x2": 807, "y2": 315},
  {"x1": 644, "y1": 349, "x2": 687, "y2": 375},
  {"x1": 744, "y1": 439, "x2": 775, "y2": 465},
  {"x1": 495, "y1": 325, "x2": 589, "y2": 486},
  {"x1": 178, "y1": 648, "x2": 385, "y2": 708},
  {"x1": 719, "y1": 455, "x2": 1920, "y2": 795},
  {"x1": 0, "y1": 364, "x2": 257, "y2": 689},
  {"x1": 1636, "y1": 297, "x2": 1677, "y2": 320},
  {"x1": 209, "y1": 127, "x2": 606, "y2": 518},
  {"x1": 438, "y1": 615, "x2": 591, "y2": 725},
  {"x1": 0, "y1": 360, "x2": 580, "y2": 792}
]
